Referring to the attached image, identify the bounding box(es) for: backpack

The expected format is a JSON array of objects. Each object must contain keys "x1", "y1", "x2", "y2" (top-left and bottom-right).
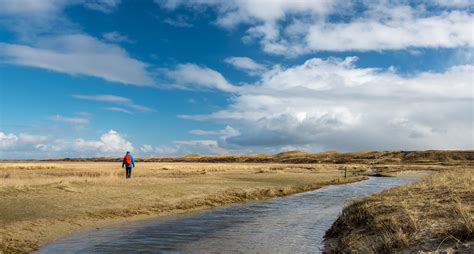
[{"x1": 124, "y1": 154, "x2": 132, "y2": 165}]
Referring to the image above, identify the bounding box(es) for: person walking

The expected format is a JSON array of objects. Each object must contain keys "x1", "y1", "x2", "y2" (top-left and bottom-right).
[{"x1": 122, "y1": 151, "x2": 135, "y2": 179}]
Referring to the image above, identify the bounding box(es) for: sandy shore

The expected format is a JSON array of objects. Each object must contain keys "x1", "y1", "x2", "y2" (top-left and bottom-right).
[{"x1": 0, "y1": 161, "x2": 372, "y2": 253}]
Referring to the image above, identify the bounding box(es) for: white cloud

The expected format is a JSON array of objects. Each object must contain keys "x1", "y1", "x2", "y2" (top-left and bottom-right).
[
  {"x1": 434, "y1": 0, "x2": 472, "y2": 7},
  {"x1": 83, "y1": 0, "x2": 121, "y2": 13},
  {"x1": 164, "y1": 63, "x2": 237, "y2": 92},
  {"x1": 174, "y1": 140, "x2": 227, "y2": 154},
  {"x1": 0, "y1": 1, "x2": 71, "y2": 40},
  {"x1": 0, "y1": 1, "x2": 149, "y2": 86},
  {"x1": 159, "y1": 0, "x2": 334, "y2": 26},
  {"x1": 0, "y1": 34, "x2": 154, "y2": 86},
  {"x1": 0, "y1": 132, "x2": 49, "y2": 158},
  {"x1": 0, "y1": 0, "x2": 69, "y2": 15},
  {"x1": 163, "y1": 16, "x2": 194, "y2": 28},
  {"x1": 139, "y1": 144, "x2": 179, "y2": 156},
  {"x1": 0, "y1": 0, "x2": 121, "y2": 40},
  {"x1": 103, "y1": 107, "x2": 133, "y2": 114},
  {"x1": 74, "y1": 94, "x2": 130, "y2": 104},
  {"x1": 140, "y1": 144, "x2": 154, "y2": 153},
  {"x1": 180, "y1": 57, "x2": 474, "y2": 151},
  {"x1": 0, "y1": 130, "x2": 134, "y2": 159},
  {"x1": 306, "y1": 10, "x2": 473, "y2": 52},
  {"x1": 138, "y1": 140, "x2": 229, "y2": 156},
  {"x1": 224, "y1": 56, "x2": 266, "y2": 76},
  {"x1": 140, "y1": 140, "x2": 229, "y2": 156},
  {"x1": 102, "y1": 31, "x2": 133, "y2": 43},
  {"x1": 190, "y1": 126, "x2": 239, "y2": 137},
  {"x1": 158, "y1": 0, "x2": 474, "y2": 56},
  {"x1": 73, "y1": 94, "x2": 154, "y2": 112},
  {"x1": 73, "y1": 130, "x2": 133, "y2": 155},
  {"x1": 0, "y1": 132, "x2": 47, "y2": 150},
  {"x1": 0, "y1": 0, "x2": 121, "y2": 15},
  {"x1": 16, "y1": 133, "x2": 49, "y2": 143},
  {"x1": 49, "y1": 114, "x2": 90, "y2": 126}
]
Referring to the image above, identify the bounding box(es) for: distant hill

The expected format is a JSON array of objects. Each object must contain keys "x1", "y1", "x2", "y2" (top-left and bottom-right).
[{"x1": 30, "y1": 150, "x2": 474, "y2": 164}]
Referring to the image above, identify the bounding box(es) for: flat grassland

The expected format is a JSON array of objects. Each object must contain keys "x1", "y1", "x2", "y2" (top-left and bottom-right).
[
  {"x1": 0, "y1": 161, "x2": 366, "y2": 253},
  {"x1": 1, "y1": 150, "x2": 472, "y2": 253},
  {"x1": 325, "y1": 167, "x2": 473, "y2": 252}
]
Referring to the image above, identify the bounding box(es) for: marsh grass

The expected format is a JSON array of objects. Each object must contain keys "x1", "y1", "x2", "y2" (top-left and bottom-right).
[
  {"x1": 0, "y1": 162, "x2": 348, "y2": 191},
  {"x1": 1, "y1": 161, "x2": 369, "y2": 253},
  {"x1": 325, "y1": 168, "x2": 474, "y2": 252},
  {"x1": 0, "y1": 163, "x2": 64, "y2": 170}
]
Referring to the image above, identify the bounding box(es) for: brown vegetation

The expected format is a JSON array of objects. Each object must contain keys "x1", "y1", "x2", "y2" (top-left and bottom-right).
[
  {"x1": 1, "y1": 151, "x2": 472, "y2": 253},
  {"x1": 324, "y1": 168, "x2": 474, "y2": 253},
  {"x1": 0, "y1": 161, "x2": 365, "y2": 253},
  {"x1": 21, "y1": 150, "x2": 474, "y2": 165}
]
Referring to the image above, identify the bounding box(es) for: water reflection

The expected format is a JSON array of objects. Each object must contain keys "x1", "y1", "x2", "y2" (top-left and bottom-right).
[{"x1": 38, "y1": 177, "x2": 417, "y2": 254}]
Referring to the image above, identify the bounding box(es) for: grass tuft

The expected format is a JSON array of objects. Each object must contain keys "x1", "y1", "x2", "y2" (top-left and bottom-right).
[{"x1": 325, "y1": 168, "x2": 474, "y2": 252}]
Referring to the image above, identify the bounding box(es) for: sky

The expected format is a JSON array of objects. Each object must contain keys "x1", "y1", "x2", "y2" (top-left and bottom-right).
[{"x1": 0, "y1": 0, "x2": 473, "y2": 159}]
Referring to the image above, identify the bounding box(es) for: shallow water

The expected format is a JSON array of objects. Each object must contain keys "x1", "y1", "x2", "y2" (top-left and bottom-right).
[{"x1": 38, "y1": 176, "x2": 418, "y2": 254}]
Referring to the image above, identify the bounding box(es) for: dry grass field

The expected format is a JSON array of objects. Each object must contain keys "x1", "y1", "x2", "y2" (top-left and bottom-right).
[
  {"x1": 325, "y1": 167, "x2": 474, "y2": 253},
  {"x1": 0, "y1": 161, "x2": 367, "y2": 253},
  {"x1": 1, "y1": 150, "x2": 472, "y2": 253}
]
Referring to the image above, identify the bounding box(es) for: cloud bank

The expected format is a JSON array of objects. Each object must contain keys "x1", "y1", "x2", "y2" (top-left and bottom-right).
[
  {"x1": 0, "y1": 130, "x2": 133, "y2": 159},
  {"x1": 183, "y1": 57, "x2": 474, "y2": 151}
]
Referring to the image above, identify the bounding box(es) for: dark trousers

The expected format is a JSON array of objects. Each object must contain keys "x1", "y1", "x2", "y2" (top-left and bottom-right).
[{"x1": 125, "y1": 167, "x2": 132, "y2": 178}]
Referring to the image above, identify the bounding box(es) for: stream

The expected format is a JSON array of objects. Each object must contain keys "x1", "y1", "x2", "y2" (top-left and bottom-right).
[{"x1": 37, "y1": 176, "x2": 418, "y2": 254}]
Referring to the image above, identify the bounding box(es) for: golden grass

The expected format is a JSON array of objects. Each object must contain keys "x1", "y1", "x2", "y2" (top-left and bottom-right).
[
  {"x1": 0, "y1": 163, "x2": 64, "y2": 170},
  {"x1": 0, "y1": 161, "x2": 367, "y2": 253},
  {"x1": 324, "y1": 167, "x2": 474, "y2": 252},
  {"x1": 44, "y1": 150, "x2": 474, "y2": 164}
]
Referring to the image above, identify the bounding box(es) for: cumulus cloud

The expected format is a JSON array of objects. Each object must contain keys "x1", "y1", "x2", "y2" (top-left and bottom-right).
[
  {"x1": 164, "y1": 63, "x2": 237, "y2": 92},
  {"x1": 73, "y1": 94, "x2": 154, "y2": 113},
  {"x1": 180, "y1": 57, "x2": 474, "y2": 151},
  {"x1": 158, "y1": 0, "x2": 474, "y2": 56},
  {"x1": 0, "y1": 130, "x2": 133, "y2": 159},
  {"x1": 73, "y1": 130, "x2": 133, "y2": 155},
  {"x1": 0, "y1": 132, "x2": 48, "y2": 151},
  {"x1": 224, "y1": 56, "x2": 266, "y2": 76}
]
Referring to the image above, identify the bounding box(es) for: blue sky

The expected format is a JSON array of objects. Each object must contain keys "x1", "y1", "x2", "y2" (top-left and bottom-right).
[{"x1": 0, "y1": 0, "x2": 473, "y2": 159}]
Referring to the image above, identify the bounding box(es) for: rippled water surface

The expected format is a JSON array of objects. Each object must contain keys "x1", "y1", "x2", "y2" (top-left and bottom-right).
[{"x1": 38, "y1": 176, "x2": 418, "y2": 254}]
